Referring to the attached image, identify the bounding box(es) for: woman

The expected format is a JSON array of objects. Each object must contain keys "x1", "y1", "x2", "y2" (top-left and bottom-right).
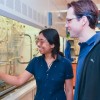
[{"x1": 0, "y1": 28, "x2": 73, "y2": 100}]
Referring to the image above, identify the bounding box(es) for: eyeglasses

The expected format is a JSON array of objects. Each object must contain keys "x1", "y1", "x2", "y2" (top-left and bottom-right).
[
  {"x1": 66, "y1": 18, "x2": 77, "y2": 24},
  {"x1": 35, "y1": 39, "x2": 48, "y2": 45}
]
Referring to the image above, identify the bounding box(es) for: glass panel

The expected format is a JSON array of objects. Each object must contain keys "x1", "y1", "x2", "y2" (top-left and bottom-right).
[{"x1": 0, "y1": 15, "x2": 40, "y2": 96}]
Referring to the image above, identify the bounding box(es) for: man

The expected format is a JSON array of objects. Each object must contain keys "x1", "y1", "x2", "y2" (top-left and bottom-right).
[{"x1": 66, "y1": 0, "x2": 100, "y2": 100}]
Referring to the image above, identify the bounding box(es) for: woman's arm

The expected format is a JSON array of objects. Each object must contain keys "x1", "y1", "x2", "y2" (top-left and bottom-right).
[
  {"x1": 0, "y1": 70, "x2": 32, "y2": 86},
  {"x1": 65, "y1": 79, "x2": 73, "y2": 100}
]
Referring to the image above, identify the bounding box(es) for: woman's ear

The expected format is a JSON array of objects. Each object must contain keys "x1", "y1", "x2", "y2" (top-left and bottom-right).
[{"x1": 51, "y1": 44, "x2": 55, "y2": 48}]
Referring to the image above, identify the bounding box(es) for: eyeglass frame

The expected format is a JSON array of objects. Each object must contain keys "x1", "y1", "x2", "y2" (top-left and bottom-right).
[
  {"x1": 66, "y1": 14, "x2": 83, "y2": 23},
  {"x1": 35, "y1": 38, "x2": 49, "y2": 45},
  {"x1": 66, "y1": 17, "x2": 78, "y2": 24}
]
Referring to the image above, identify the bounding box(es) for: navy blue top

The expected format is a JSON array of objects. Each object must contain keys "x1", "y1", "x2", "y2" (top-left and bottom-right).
[
  {"x1": 26, "y1": 54, "x2": 73, "y2": 100},
  {"x1": 74, "y1": 33, "x2": 100, "y2": 100},
  {"x1": 65, "y1": 40, "x2": 73, "y2": 62}
]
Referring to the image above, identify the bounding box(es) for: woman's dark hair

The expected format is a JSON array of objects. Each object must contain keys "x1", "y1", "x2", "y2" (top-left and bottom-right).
[
  {"x1": 39, "y1": 28, "x2": 64, "y2": 58},
  {"x1": 67, "y1": 0, "x2": 99, "y2": 29}
]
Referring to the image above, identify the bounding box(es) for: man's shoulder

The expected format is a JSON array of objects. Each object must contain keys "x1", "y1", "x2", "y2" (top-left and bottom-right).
[
  {"x1": 87, "y1": 41, "x2": 100, "y2": 59},
  {"x1": 95, "y1": 32, "x2": 100, "y2": 43},
  {"x1": 94, "y1": 40, "x2": 100, "y2": 49}
]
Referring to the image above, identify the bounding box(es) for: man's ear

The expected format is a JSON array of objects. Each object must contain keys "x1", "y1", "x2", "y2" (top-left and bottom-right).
[{"x1": 81, "y1": 16, "x2": 88, "y2": 26}]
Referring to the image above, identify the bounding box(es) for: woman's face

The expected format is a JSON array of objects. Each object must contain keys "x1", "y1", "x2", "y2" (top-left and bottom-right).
[{"x1": 36, "y1": 33, "x2": 54, "y2": 55}]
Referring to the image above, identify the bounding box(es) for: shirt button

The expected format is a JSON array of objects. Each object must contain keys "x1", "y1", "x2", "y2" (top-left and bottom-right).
[
  {"x1": 45, "y1": 84, "x2": 47, "y2": 86},
  {"x1": 49, "y1": 91, "x2": 52, "y2": 94},
  {"x1": 46, "y1": 74, "x2": 48, "y2": 79},
  {"x1": 51, "y1": 78, "x2": 54, "y2": 80}
]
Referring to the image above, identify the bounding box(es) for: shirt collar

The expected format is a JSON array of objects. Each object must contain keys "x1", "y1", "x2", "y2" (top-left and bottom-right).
[
  {"x1": 79, "y1": 33, "x2": 99, "y2": 46},
  {"x1": 56, "y1": 54, "x2": 62, "y2": 61},
  {"x1": 42, "y1": 54, "x2": 62, "y2": 61}
]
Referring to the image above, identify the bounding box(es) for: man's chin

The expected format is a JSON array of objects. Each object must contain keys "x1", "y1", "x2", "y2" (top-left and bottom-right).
[
  {"x1": 70, "y1": 35, "x2": 77, "y2": 38},
  {"x1": 39, "y1": 51, "x2": 44, "y2": 54}
]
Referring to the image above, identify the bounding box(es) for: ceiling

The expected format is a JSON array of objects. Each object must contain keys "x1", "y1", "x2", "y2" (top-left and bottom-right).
[{"x1": 49, "y1": 0, "x2": 100, "y2": 37}]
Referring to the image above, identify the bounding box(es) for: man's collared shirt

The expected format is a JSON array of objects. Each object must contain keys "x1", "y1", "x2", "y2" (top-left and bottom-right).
[{"x1": 74, "y1": 33, "x2": 100, "y2": 100}]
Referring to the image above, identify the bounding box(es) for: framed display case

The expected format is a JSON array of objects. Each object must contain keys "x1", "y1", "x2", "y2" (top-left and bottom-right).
[{"x1": 0, "y1": 15, "x2": 40, "y2": 97}]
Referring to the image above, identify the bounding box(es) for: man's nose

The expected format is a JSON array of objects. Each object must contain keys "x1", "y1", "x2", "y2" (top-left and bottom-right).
[{"x1": 65, "y1": 23, "x2": 68, "y2": 28}]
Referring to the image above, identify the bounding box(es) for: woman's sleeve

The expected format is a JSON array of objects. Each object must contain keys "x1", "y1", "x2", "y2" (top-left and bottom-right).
[
  {"x1": 25, "y1": 57, "x2": 37, "y2": 75},
  {"x1": 64, "y1": 59, "x2": 74, "y2": 79}
]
